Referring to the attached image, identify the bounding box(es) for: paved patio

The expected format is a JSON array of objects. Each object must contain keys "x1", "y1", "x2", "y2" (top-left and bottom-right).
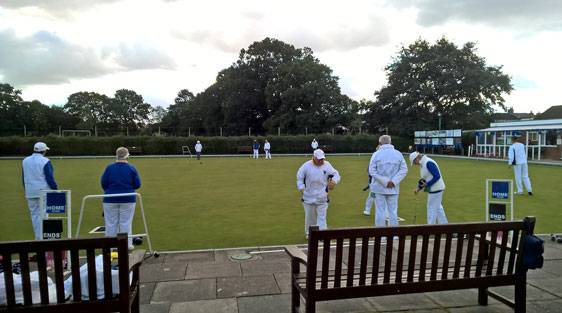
[{"x1": 139, "y1": 235, "x2": 562, "y2": 313}]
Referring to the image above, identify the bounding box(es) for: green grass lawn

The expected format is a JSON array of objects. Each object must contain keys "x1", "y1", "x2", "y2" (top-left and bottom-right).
[{"x1": 1, "y1": 155, "x2": 561, "y2": 251}]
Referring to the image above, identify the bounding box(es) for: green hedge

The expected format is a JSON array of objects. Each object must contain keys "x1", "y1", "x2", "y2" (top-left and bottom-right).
[{"x1": 0, "y1": 134, "x2": 412, "y2": 156}]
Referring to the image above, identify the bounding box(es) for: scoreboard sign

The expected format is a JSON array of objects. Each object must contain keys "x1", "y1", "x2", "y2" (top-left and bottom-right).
[
  {"x1": 491, "y1": 181, "x2": 509, "y2": 199},
  {"x1": 46, "y1": 192, "x2": 67, "y2": 214},
  {"x1": 42, "y1": 219, "x2": 63, "y2": 239},
  {"x1": 489, "y1": 203, "x2": 507, "y2": 221}
]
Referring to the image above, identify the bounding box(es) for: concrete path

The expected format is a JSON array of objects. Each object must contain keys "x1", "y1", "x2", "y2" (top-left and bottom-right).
[{"x1": 139, "y1": 235, "x2": 562, "y2": 313}]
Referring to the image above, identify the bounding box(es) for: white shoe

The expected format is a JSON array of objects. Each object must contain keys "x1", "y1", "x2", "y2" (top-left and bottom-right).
[{"x1": 363, "y1": 211, "x2": 370, "y2": 216}]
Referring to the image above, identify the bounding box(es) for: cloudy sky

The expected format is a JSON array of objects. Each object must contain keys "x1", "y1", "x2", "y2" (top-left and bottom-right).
[{"x1": 1, "y1": 0, "x2": 561, "y2": 113}]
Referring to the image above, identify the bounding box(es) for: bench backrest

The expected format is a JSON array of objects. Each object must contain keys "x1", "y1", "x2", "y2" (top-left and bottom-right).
[
  {"x1": 0, "y1": 234, "x2": 129, "y2": 312},
  {"x1": 306, "y1": 218, "x2": 533, "y2": 295}
]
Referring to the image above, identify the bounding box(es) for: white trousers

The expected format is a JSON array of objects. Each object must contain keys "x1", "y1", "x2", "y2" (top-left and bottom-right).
[
  {"x1": 374, "y1": 194, "x2": 398, "y2": 227},
  {"x1": 253, "y1": 149, "x2": 259, "y2": 158},
  {"x1": 427, "y1": 191, "x2": 448, "y2": 224},
  {"x1": 26, "y1": 198, "x2": 42, "y2": 240},
  {"x1": 513, "y1": 164, "x2": 532, "y2": 193},
  {"x1": 303, "y1": 202, "x2": 328, "y2": 235},
  {"x1": 103, "y1": 202, "x2": 136, "y2": 248},
  {"x1": 364, "y1": 193, "x2": 375, "y2": 214},
  {"x1": 265, "y1": 150, "x2": 271, "y2": 159}
]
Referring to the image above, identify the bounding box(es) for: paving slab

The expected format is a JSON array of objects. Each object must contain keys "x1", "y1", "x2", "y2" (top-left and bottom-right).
[
  {"x1": 273, "y1": 272, "x2": 292, "y2": 294},
  {"x1": 529, "y1": 299, "x2": 562, "y2": 313},
  {"x1": 139, "y1": 282, "x2": 156, "y2": 304},
  {"x1": 140, "y1": 303, "x2": 170, "y2": 313},
  {"x1": 316, "y1": 298, "x2": 378, "y2": 313},
  {"x1": 152, "y1": 279, "x2": 216, "y2": 302},
  {"x1": 186, "y1": 261, "x2": 241, "y2": 279},
  {"x1": 169, "y1": 298, "x2": 238, "y2": 313},
  {"x1": 143, "y1": 255, "x2": 165, "y2": 265},
  {"x1": 536, "y1": 259, "x2": 562, "y2": 276},
  {"x1": 254, "y1": 249, "x2": 290, "y2": 262},
  {"x1": 141, "y1": 262, "x2": 188, "y2": 283},
  {"x1": 215, "y1": 249, "x2": 261, "y2": 263},
  {"x1": 447, "y1": 303, "x2": 516, "y2": 313},
  {"x1": 217, "y1": 275, "x2": 280, "y2": 298},
  {"x1": 163, "y1": 251, "x2": 215, "y2": 264},
  {"x1": 528, "y1": 277, "x2": 562, "y2": 297},
  {"x1": 541, "y1": 238, "x2": 562, "y2": 260},
  {"x1": 238, "y1": 294, "x2": 291, "y2": 313},
  {"x1": 241, "y1": 260, "x2": 290, "y2": 276},
  {"x1": 489, "y1": 283, "x2": 558, "y2": 301},
  {"x1": 426, "y1": 289, "x2": 498, "y2": 307},
  {"x1": 367, "y1": 293, "x2": 440, "y2": 311}
]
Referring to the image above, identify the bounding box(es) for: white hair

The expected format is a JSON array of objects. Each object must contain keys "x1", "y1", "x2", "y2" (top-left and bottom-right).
[{"x1": 379, "y1": 135, "x2": 391, "y2": 145}]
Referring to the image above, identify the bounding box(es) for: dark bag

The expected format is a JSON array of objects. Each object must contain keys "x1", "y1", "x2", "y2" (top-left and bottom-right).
[{"x1": 522, "y1": 234, "x2": 544, "y2": 270}]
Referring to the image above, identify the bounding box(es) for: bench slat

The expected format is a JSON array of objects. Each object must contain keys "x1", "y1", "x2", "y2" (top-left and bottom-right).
[
  {"x1": 103, "y1": 248, "x2": 113, "y2": 299},
  {"x1": 475, "y1": 232, "x2": 487, "y2": 277},
  {"x1": 321, "y1": 239, "x2": 330, "y2": 289},
  {"x1": 496, "y1": 231, "x2": 509, "y2": 275},
  {"x1": 430, "y1": 234, "x2": 441, "y2": 280},
  {"x1": 370, "y1": 237, "x2": 381, "y2": 285},
  {"x1": 383, "y1": 237, "x2": 393, "y2": 284},
  {"x1": 407, "y1": 235, "x2": 417, "y2": 282},
  {"x1": 70, "y1": 249, "x2": 82, "y2": 301},
  {"x1": 395, "y1": 236, "x2": 405, "y2": 283},
  {"x1": 507, "y1": 230, "x2": 520, "y2": 274},
  {"x1": 441, "y1": 234, "x2": 452, "y2": 280},
  {"x1": 419, "y1": 235, "x2": 429, "y2": 282},
  {"x1": 334, "y1": 238, "x2": 343, "y2": 288},
  {"x1": 87, "y1": 248, "x2": 98, "y2": 300},
  {"x1": 346, "y1": 237, "x2": 356, "y2": 287},
  {"x1": 36, "y1": 251, "x2": 50, "y2": 304},
  {"x1": 453, "y1": 233, "x2": 465, "y2": 278},
  {"x1": 359, "y1": 236, "x2": 369, "y2": 286},
  {"x1": 486, "y1": 231, "x2": 498, "y2": 276},
  {"x1": 464, "y1": 233, "x2": 475, "y2": 278},
  {"x1": 54, "y1": 249, "x2": 66, "y2": 303},
  {"x1": 2, "y1": 252, "x2": 16, "y2": 306},
  {"x1": 19, "y1": 251, "x2": 33, "y2": 305}
]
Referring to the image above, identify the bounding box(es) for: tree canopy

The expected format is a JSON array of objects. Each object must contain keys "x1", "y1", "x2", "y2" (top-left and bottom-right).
[{"x1": 366, "y1": 37, "x2": 513, "y2": 135}]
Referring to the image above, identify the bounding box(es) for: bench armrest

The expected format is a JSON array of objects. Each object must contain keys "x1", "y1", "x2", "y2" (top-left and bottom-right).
[
  {"x1": 284, "y1": 245, "x2": 307, "y2": 265},
  {"x1": 129, "y1": 249, "x2": 146, "y2": 271}
]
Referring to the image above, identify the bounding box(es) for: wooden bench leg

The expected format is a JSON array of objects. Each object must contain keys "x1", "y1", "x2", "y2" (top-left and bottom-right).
[
  {"x1": 305, "y1": 300, "x2": 315, "y2": 313},
  {"x1": 291, "y1": 258, "x2": 300, "y2": 313},
  {"x1": 515, "y1": 274, "x2": 526, "y2": 313},
  {"x1": 478, "y1": 287, "x2": 488, "y2": 305}
]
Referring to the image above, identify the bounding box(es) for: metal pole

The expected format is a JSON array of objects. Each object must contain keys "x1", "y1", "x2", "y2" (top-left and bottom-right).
[
  {"x1": 24, "y1": 124, "x2": 26, "y2": 136},
  {"x1": 59, "y1": 126, "x2": 62, "y2": 136},
  {"x1": 248, "y1": 128, "x2": 251, "y2": 137},
  {"x1": 95, "y1": 125, "x2": 98, "y2": 137},
  {"x1": 305, "y1": 127, "x2": 308, "y2": 136},
  {"x1": 158, "y1": 126, "x2": 161, "y2": 136},
  {"x1": 220, "y1": 127, "x2": 223, "y2": 137},
  {"x1": 188, "y1": 127, "x2": 191, "y2": 137},
  {"x1": 278, "y1": 127, "x2": 280, "y2": 136}
]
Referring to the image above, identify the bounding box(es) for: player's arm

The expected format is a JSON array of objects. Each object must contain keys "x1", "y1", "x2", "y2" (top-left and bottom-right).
[
  {"x1": 43, "y1": 161, "x2": 58, "y2": 190},
  {"x1": 296, "y1": 164, "x2": 306, "y2": 192},
  {"x1": 424, "y1": 162, "x2": 440, "y2": 188},
  {"x1": 389, "y1": 156, "x2": 408, "y2": 185},
  {"x1": 507, "y1": 145, "x2": 514, "y2": 165},
  {"x1": 131, "y1": 166, "x2": 141, "y2": 189},
  {"x1": 368, "y1": 156, "x2": 389, "y2": 186}
]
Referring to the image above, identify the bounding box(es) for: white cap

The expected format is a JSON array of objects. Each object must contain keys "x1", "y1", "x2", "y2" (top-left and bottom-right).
[
  {"x1": 197, "y1": 140, "x2": 200, "y2": 143},
  {"x1": 313, "y1": 149, "x2": 325, "y2": 160},
  {"x1": 33, "y1": 142, "x2": 49, "y2": 152},
  {"x1": 409, "y1": 151, "x2": 420, "y2": 166}
]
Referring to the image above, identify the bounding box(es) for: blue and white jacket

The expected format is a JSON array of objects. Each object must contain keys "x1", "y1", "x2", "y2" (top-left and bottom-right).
[
  {"x1": 419, "y1": 156, "x2": 445, "y2": 193},
  {"x1": 22, "y1": 153, "x2": 58, "y2": 198}
]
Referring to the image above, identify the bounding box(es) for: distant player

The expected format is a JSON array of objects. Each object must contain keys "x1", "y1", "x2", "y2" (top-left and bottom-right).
[
  {"x1": 508, "y1": 134, "x2": 533, "y2": 195},
  {"x1": 410, "y1": 151, "x2": 448, "y2": 224},
  {"x1": 297, "y1": 149, "x2": 340, "y2": 239},
  {"x1": 22, "y1": 142, "x2": 58, "y2": 240},
  {"x1": 362, "y1": 174, "x2": 374, "y2": 216},
  {"x1": 252, "y1": 140, "x2": 260, "y2": 159},
  {"x1": 311, "y1": 138, "x2": 319, "y2": 151},
  {"x1": 195, "y1": 140, "x2": 203, "y2": 161},
  {"x1": 264, "y1": 140, "x2": 272, "y2": 159}
]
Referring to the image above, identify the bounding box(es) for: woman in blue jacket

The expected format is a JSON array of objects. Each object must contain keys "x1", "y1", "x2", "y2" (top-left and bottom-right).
[{"x1": 101, "y1": 147, "x2": 141, "y2": 249}]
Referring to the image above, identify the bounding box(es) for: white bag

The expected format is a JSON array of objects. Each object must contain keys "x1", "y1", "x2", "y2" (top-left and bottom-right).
[{"x1": 0, "y1": 271, "x2": 58, "y2": 305}]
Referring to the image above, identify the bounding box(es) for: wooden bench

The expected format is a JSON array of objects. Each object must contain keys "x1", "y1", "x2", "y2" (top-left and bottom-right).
[
  {"x1": 0, "y1": 234, "x2": 145, "y2": 313},
  {"x1": 237, "y1": 146, "x2": 253, "y2": 154},
  {"x1": 126, "y1": 146, "x2": 143, "y2": 155},
  {"x1": 285, "y1": 217, "x2": 536, "y2": 313}
]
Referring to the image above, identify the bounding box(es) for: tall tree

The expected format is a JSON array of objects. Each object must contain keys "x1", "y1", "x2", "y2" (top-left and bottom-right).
[
  {"x1": 111, "y1": 89, "x2": 151, "y2": 128},
  {"x1": 64, "y1": 91, "x2": 112, "y2": 129},
  {"x1": 0, "y1": 83, "x2": 24, "y2": 134},
  {"x1": 368, "y1": 37, "x2": 513, "y2": 135}
]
